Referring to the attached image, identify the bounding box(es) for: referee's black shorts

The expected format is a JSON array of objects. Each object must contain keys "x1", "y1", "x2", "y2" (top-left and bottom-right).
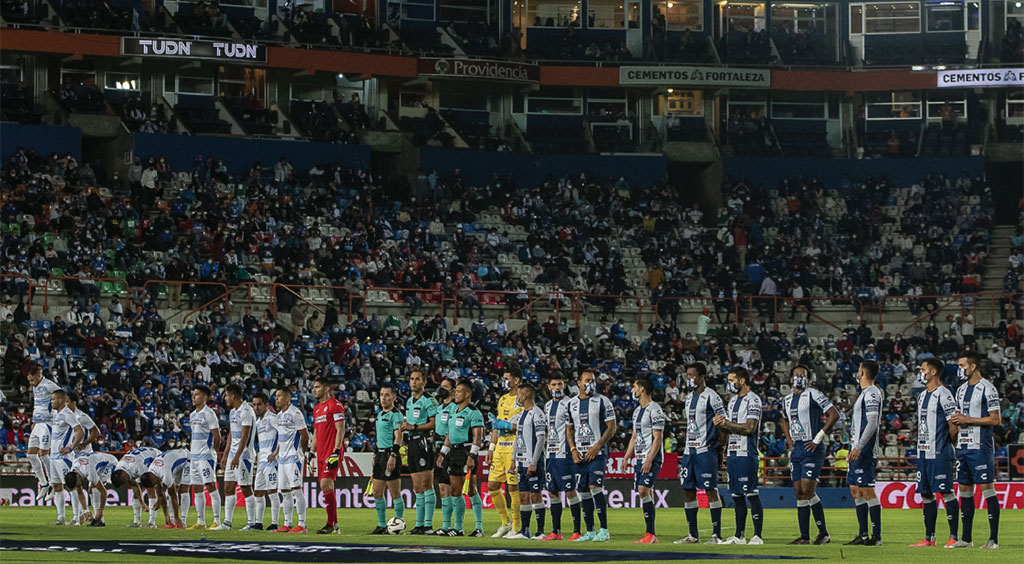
[
  {"x1": 444, "y1": 445, "x2": 471, "y2": 479},
  {"x1": 433, "y1": 441, "x2": 449, "y2": 484},
  {"x1": 372, "y1": 449, "x2": 400, "y2": 481},
  {"x1": 406, "y1": 434, "x2": 434, "y2": 473}
]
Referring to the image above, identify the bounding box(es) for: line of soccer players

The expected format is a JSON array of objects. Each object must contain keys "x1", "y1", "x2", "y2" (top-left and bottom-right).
[{"x1": 25, "y1": 351, "x2": 1002, "y2": 549}]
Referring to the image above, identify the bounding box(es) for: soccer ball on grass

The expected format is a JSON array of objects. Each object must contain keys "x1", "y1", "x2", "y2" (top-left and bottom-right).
[{"x1": 386, "y1": 517, "x2": 406, "y2": 535}]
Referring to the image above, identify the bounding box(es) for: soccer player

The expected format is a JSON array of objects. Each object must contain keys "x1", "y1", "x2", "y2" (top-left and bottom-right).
[
  {"x1": 486, "y1": 365, "x2": 524, "y2": 538},
  {"x1": 566, "y1": 370, "x2": 617, "y2": 542},
  {"x1": 252, "y1": 393, "x2": 280, "y2": 530},
  {"x1": 47, "y1": 389, "x2": 83, "y2": 525},
  {"x1": 437, "y1": 379, "x2": 484, "y2": 537},
  {"x1": 68, "y1": 392, "x2": 100, "y2": 454},
  {"x1": 402, "y1": 370, "x2": 437, "y2": 534},
  {"x1": 675, "y1": 362, "x2": 726, "y2": 545},
  {"x1": 370, "y1": 383, "x2": 404, "y2": 535},
  {"x1": 539, "y1": 373, "x2": 579, "y2": 541},
  {"x1": 274, "y1": 386, "x2": 311, "y2": 533},
  {"x1": 623, "y1": 377, "x2": 665, "y2": 544},
  {"x1": 312, "y1": 377, "x2": 346, "y2": 534},
  {"x1": 780, "y1": 364, "x2": 839, "y2": 545},
  {"x1": 713, "y1": 367, "x2": 764, "y2": 545},
  {"x1": 27, "y1": 365, "x2": 60, "y2": 501},
  {"x1": 111, "y1": 446, "x2": 160, "y2": 528},
  {"x1": 138, "y1": 448, "x2": 189, "y2": 529},
  {"x1": 506, "y1": 383, "x2": 547, "y2": 539},
  {"x1": 950, "y1": 352, "x2": 1001, "y2": 549},
  {"x1": 845, "y1": 361, "x2": 884, "y2": 546},
  {"x1": 433, "y1": 378, "x2": 458, "y2": 535},
  {"x1": 186, "y1": 385, "x2": 222, "y2": 530},
  {"x1": 214, "y1": 384, "x2": 257, "y2": 530},
  {"x1": 64, "y1": 450, "x2": 118, "y2": 526},
  {"x1": 909, "y1": 358, "x2": 960, "y2": 548}
]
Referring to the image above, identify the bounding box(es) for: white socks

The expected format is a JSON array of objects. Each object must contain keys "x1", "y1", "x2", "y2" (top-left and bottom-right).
[
  {"x1": 269, "y1": 492, "x2": 280, "y2": 525},
  {"x1": 180, "y1": 492, "x2": 191, "y2": 523},
  {"x1": 282, "y1": 491, "x2": 294, "y2": 528},
  {"x1": 90, "y1": 489, "x2": 101, "y2": 518},
  {"x1": 210, "y1": 490, "x2": 222, "y2": 525},
  {"x1": 56, "y1": 490, "x2": 66, "y2": 521},
  {"x1": 131, "y1": 497, "x2": 142, "y2": 524},
  {"x1": 70, "y1": 490, "x2": 81, "y2": 522},
  {"x1": 224, "y1": 494, "x2": 236, "y2": 525},
  {"x1": 147, "y1": 496, "x2": 158, "y2": 525},
  {"x1": 254, "y1": 496, "x2": 267, "y2": 525},
  {"x1": 245, "y1": 495, "x2": 256, "y2": 525},
  {"x1": 28, "y1": 454, "x2": 48, "y2": 485},
  {"x1": 196, "y1": 491, "x2": 207, "y2": 525},
  {"x1": 293, "y1": 490, "x2": 306, "y2": 527}
]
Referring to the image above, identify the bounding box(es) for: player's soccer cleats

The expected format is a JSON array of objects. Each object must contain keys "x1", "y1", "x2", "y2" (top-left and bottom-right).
[
  {"x1": 788, "y1": 537, "x2": 810, "y2": 545},
  {"x1": 250, "y1": 523, "x2": 264, "y2": 530},
  {"x1": 946, "y1": 540, "x2": 973, "y2": 548},
  {"x1": 593, "y1": 529, "x2": 610, "y2": 542},
  {"x1": 447, "y1": 530, "x2": 464, "y2": 537},
  {"x1": 567, "y1": 532, "x2": 583, "y2": 541},
  {"x1": 50, "y1": 519, "x2": 65, "y2": 526},
  {"x1": 673, "y1": 535, "x2": 699, "y2": 544},
  {"x1": 909, "y1": 539, "x2": 936, "y2": 547},
  {"x1": 845, "y1": 536, "x2": 867, "y2": 545},
  {"x1": 265, "y1": 524, "x2": 278, "y2": 531},
  {"x1": 288, "y1": 525, "x2": 307, "y2": 533},
  {"x1": 274, "y1": 526, "x2": 292, "y2": 533},
  {"x1": 574, "y1": 531, "x2": 596, "y2": 542},
  {"x1": 408, "y1": 526, "x2": 426, "y2": 535},
  {"x1": 539, "y1": 533, "x2": 562, "y2": 541},
  {"x1": 723, "y1": 536, "x2": 747, "y2": 545},
  {"x1": 44, "y1": 487, "x2": 56, "y2": 503},
  {"x1": 316, "y1": 525, "x2": 338, "y2": 534},
  {"x1": 812, "y1": 533, "x2": 831, "y2": 545},
  {"x1": 980, "y1": 540, "x2": 999, "y2": 550},
  {"x1": 161, "y1": 523, "x2": 176, "y2": 529},
  {"x1": 505, "y1": 532, "x2": 528, "y2": 540},
  {"x1": 370, "y1": 526, "x2": 387, "y2": 535},
  {"x1": 491, "y1": 524, "x2": 511, "y2": 538},
  {"x1": 126, "y1": 522, "x2": 141, "y2": 528},
  {"x1": 634, "y1": 533, "x2": 658, "y2": 544},
  {"x1": 142, "y1": 522, "x2": 157, "y2": 529},
  {"x1": 470, "y1": 529, "x2": 484, "y2": 537},
  {"x1": 38, "y1": 484, "x2": 51, "y2": 501},
  {"x1": 87, "y1": 519, "x2": 105, "y2": 527},
  {"x1": 210, "y1": 523, "x2": 231, "y2": 531},
  {"x1": 186, "y1": 522, "x2": 205, "y2": 530},
  {"x1": 704, "y1": 535, "x2": 723, "y2": 545},
  {"x1": 864, "y1": 538, "x2": 882, "y2": 546},
  {"x1": 748, "y1": 536, "x2": 764, "y2": 545},
  {"x1": 433, "y1": 528, "x2": 449, "y2": 536}
]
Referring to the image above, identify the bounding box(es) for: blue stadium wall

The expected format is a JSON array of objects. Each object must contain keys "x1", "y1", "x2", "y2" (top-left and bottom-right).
[
  {"x1": 724, "y1": 156, "x2": 985, "y2": 188},
  {"x1": 1, "y1": 123, "x2": 82, "y2": 160}
]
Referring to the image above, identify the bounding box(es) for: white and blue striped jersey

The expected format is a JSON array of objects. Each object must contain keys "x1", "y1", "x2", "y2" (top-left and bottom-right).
[
  {"x1": 917, "y1": 386, "x2": 957, "y2": 459},
  {"x1": 567, "y1": 394, "x2": 616, "y2": 458},
  {"x1": 784, "y1": 388, "x2": 833, "y2": 442},
  {"x1": 726, "y1": 393, "x2": 762, "y2": 459},
  {"x1": 73, "y1": 452, "x2": 117, "y2": 485},
  {"x1": 955, "y1": 378, "x2": 1000, "y2": 451},
  {"x1": 49, "y1": 407, "x2": 80, "y2": 452},
  {"x1": 851, "y1": 385, "x2": 883, "y2": 453},
  {"x1": 514, "y1": 406, "x2": 547, "y2": 465},
  {"x1": 188, "y1": 405, "x2": 219, "y2": 460},
  {"x1": 74, "y1": 409, "x2": 97, "y2": 453},
  {"x1": 256, "y1": 413, "x2": 279, "y2": 464},
  {"x1": 275, "y1": 405, "x2": 307, "y2": 463},
  {"x1": 228, "y1": 403, "x2": 257, "y2": 461},
  {"x1": 544, "y1": 398, "x2": 571, "y2": 459},
  {"x1": 116, "y1": 447, "x2": 160, "y2": 479},
  {"x1": 632, "y1": 401, "x2": 666, "y2": 463},
  {"x1": 685, "y1": 388, "x2": 725, "y2": 453},
  {"x1": 32, "y1": 378, "x2": 60, "y2": 423},
  {"x1": 149, "y1": 449, "x2": 189, "y2": 488}
]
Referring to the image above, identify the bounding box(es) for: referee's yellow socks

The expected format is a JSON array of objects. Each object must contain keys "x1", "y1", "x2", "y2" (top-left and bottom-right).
[
  {"x1": 491, "y1": 485, "x2": 509, "y2": 526},
  {"x1": 510, "y1": 491, "x2": 521, "y2": 530}
]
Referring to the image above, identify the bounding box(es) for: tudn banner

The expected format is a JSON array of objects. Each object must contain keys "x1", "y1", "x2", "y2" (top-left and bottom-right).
[
  {"x1": 121, "y1": 37, "x2": 266, "y2": 63},
  {"x1": 620, "y1": 65, "x2": 770, "y2": 87},
  {"x1": 937, "y1": 68, "x2": 1024, "y2": 88},
  {"x1": 418, "y1": 57, "x2": 539, "y2": 83}
]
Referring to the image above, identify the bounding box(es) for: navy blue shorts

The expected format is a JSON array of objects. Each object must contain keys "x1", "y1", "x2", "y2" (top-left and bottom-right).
[
  {"x1": 517, "y1": 462, "x2": 544, "y2": 493},
  {"x1": 789, "y1": 442, "x2": 826, "y2": 482},
  {"x1": 679, "y1": 450, "x2": 718, "y2": 490},
  {"x1": 726, "y1": 456, "x2": 759, "y2": 495},
  {"x1": 545, "y1": 457, "x2": 575, "y2": 492},
  {"x1": 916, "y1": 454, "x2": 955, "y2": 496},
  {"x1": 956, "y1": 448, "x2": 996, "y2": 485},
  {"x1": 574, "y1": 455, "x2": 606, "y2": 490},
  {"x1": 845, "y1": 451, "x2": 876, "y2": 487},
  {"x1": 634, "y1": 455, "x2": 663, "y2": 490}
]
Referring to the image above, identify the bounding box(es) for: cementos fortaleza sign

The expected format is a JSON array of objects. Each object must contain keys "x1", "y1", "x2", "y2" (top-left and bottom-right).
[
  {"x1": 418, "y1": 58, "x2": 539, "y2": 83},
  {"x1": 620, "y1": 66, "x2": 770, "y2": 87},
  {"x1": 121, "y1": 37, "x2": 266, "y2": 62},
  {"x1": 937, "y1": 68, "x2": 1024, "y2": 87}
]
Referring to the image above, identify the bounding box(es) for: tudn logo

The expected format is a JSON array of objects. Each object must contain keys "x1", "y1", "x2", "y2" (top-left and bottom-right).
[{"x1": 434, "y1": 59, "x2": 450, "y2": 74}]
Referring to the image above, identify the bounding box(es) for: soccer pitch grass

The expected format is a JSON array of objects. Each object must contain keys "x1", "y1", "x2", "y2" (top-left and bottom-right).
[{"x1": 0, "y1": 506, "x2": 1019, "y2": 564}]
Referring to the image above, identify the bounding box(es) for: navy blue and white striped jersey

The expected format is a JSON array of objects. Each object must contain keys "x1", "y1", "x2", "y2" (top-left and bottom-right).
[
  {"x1": 276, "y1": 405, "x2": 307, "y2": 463},
  {"x1": 783, "y1": 388, "x2": 833, "y2": 442},
  {"x1": 851, "y1": 385, "x2": 883, "y2": 453},
  {"x1": 917, "y1": 386, "x2": 957, "y2": 459},
  {"x1": 726, "y1": 393, "x2": 762, "y2": 459},
  {"x1": 632, "y1": 401, "x2": 666, "y2": 462},
  {"x1": 49, "y1": 406, "x2": 79, "y2": 452},
  {"x1": 567, "y1": 394, "x2": 616, "y2": 458},
  {"x1": 543, "y1": 398, "x2": 571, "y2": 459},
  {"x1": 228, "y1": 403, "x2": 257, "y2": 460},
  {"x1": 256, "y1": 413, "x2": 279, "y2": 463},
  {"x1": 685, "y1": 388, "x2": 726, "y2": 453},
  {"x1": 32, "y1": 378, "x2": 60, "y2": 423},
  {"x1": 149, "y1": 449, "x2": 188, "y2": 488},
  {"x1": 514, "y1": 405, "x2": 547, "y2": 465},
  {"x1": 188, "y1": 405, "x2": 218, "y2": 459},
  {"x1": 955, "y1": 378, "x2": 1000, "y2": 451}
]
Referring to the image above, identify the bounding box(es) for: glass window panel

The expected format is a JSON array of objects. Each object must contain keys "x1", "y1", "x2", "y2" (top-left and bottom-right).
[
  {"x1": 851, "y1": 4, "x2": 863, "y2": 33},
  {"x1": 865, "y1": 92, "x2": 922, "y2": 119},
  {"x1": 927, "y1": 1, "x2": 964, "y2": 31},
  {"x1": 178, "y1": 75, "x2": 214, "y2": 95},
  {"x1": 652, "y1": 0, "x2": 702, "y2": 31},
  {"x1": 726, "y1": 3, "x2": 767, "y2": 32},
  {"x1": 587, "y1": 0, "x2": 625, "y2": 28},
  {"x1": 926, "y1": 97, "x2": 967, "y2": 119},
  {"x1": 527, "y1": 0, "x2": 580, "y2": 26},
  {"x1": 865, "y1": 2, "x2": 920, "y2": 33},
  {"x1": 771, "y1": 2, "x2": 836, "y2": 35}
]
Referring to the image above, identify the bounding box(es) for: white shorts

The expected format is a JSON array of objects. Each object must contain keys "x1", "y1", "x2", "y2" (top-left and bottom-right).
[
  {"x1": 49, "y1": 455, "x2": 74, "y2": 484},
  {"x1": 277, "y1": 460, "x2": 303, "y2": 491},
  {"x1": 29, "y1": 424, "x2": 51, "y2": 450},
  {"x1": 189, "y1": 457, "x2": 217, "y2": 485},
  {"x1": 254, "y1": 461, "x2": 278, "y2": 492},
  {"x1": 224, "y1": 458, "x2": 254, "y2": 486}
]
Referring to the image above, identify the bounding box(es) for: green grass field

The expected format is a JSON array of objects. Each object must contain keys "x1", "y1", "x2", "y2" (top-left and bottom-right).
[{"x1": 0, "y1": 506, "x2": 1019, "y2": 564}]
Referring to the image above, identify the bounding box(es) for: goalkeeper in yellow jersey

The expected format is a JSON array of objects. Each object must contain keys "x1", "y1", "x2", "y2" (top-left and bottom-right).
[{"x1": 486, "y1": 364, "x2": 524, "y2": 538}]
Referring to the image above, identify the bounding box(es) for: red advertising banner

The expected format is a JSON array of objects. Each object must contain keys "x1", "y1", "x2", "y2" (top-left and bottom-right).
[{"x1": 875, "y1": 481, "x2": 1024, "y2": 509}]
